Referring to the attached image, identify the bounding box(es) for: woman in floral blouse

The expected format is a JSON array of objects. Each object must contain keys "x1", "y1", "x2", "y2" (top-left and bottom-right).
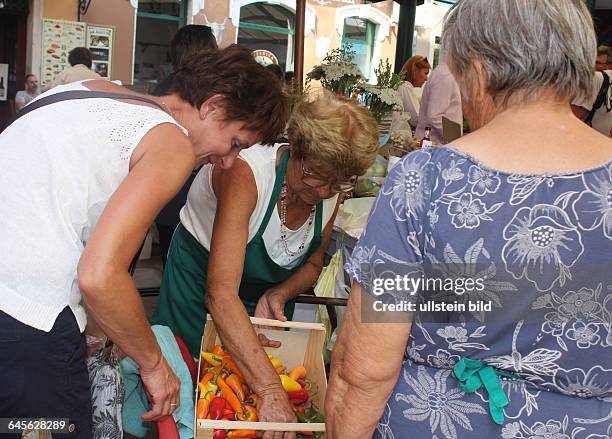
[{"x1": 326, "y1": 0, "x2": 612, "y2": 438}]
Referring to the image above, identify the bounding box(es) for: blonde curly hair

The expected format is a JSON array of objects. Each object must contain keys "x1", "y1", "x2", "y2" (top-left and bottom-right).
[{"x1": 287, "y1": 91, "x2": 378, "y2": 181}]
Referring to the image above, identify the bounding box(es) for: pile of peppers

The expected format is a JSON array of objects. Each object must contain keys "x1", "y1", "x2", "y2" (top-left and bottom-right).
[{"x1": 197, "y1": 344, "x2": 322, "y2": 439}]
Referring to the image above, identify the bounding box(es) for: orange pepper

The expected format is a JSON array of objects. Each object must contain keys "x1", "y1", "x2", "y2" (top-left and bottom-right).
[
  {"x1": 298, "y1": 432, "x2": 314, "y2": 436},
  {"x1": 288, "y1": 365, "x2": 307, "y2": 381},
  {"x1": 222, "y1": 356, "x2": 244, "y2": 381},
  {"x1": 217, "y1": 376, "x2": 243, "y2": 413},
  {"x1": 235, "y1": 404, "x2": 257, "y2": 422},
  {"x1": 275, "y1": 365, "x2": 286, "y2": 374},
  {"x1": 225, "y1": 374, "x2": 245, "y2": 401},
  {"x1": 212, "y1": 344, "x2": 225, "y2": 356},
  {"x1": 227, "y1": 430, "x2": 257, "y2": 438},
  {"x1": 200, "y1": 371, "x2": 214, "y2": 386},
  {"x1": 196, "y1": 397, "x2": 209, "y2": 419}
]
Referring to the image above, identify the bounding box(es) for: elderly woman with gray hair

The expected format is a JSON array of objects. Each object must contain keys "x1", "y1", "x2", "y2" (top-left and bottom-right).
[{"x1": 326, "y1": 1, "x2": 612, "y2": 438}]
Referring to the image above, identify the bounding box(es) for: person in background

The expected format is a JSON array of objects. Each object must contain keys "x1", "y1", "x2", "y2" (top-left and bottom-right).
[
  {"x1": 151, "y1": 92, "x2": 378, "y2": 439},
  {"x1": 0, "y1": 45, "x2": 286, "y2": 437},
  {"x1": 596, "y1": 44, "x2": 612, "y2": 71},
  {"x1": 151, "y1": 24, "x2": 218, "y2": 265},
  {"x1": 285, "y1": 71, "x2": 294, "y2": 84},
  {"x1": 43, "y1": 47, "x2": 101, "y2": 91},
  {"x1": 326, "y1": 0, "x2": 611, "y2": 437},
  {"x1": 396, "y1": 55, "x2": 431, "y2": 129},
  {"x1": 415, "y1": 61, "x2": 462, "y2": 144},
  {"x1": 266, "y1": 63, "x2": 284, "y2": 82},
  {"x1": 152, "y1": 25, "x2": 218, "y2": 97},
  {"x1": 572, "y1": 46, "x2": 612, "y2": 137},
  {"x1": 15, "y1": 74, "x2": 39, "y2": 111}
]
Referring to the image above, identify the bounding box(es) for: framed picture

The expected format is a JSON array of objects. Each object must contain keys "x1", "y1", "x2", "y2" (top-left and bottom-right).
[
  {"x1": 0, "y1": 63, "x2": 8, "y2": 101},
  {"x1": 86, "y1": 24, "x2": 114, "y2": 79}
]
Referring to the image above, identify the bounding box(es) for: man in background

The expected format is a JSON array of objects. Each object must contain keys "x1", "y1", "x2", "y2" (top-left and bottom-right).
[
  {"x1": 15, "y1": 74, "x2": 39, "y2": 111},
  {"x1": 43, "y1": 47, "x2": 101, "y2": 92},
  {"x1": 415, "y1": 62, "x2": 462, "y2": 144}
]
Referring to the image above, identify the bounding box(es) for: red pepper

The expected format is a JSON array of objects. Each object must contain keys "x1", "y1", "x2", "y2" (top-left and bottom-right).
[
  {"x1": 213, "y1": 430, "x2": 227, "y2": 439},
  {"x1": 296, "y1": 406, "x2": 305, "y2": 414},
  {"x1": 297, "y1": 378, "x2": 306, "y2": 388},
  {"x1": 210, "y1": 397, "x2": 227, "y2": 420},
  {"x1": 286, "y1": 388, "x2": 309, "y2": 403}
]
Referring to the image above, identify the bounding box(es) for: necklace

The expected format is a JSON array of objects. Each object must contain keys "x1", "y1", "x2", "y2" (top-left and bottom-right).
[
  {"x1": 160, "y1": 100, "x2": 172, "y2": 116},
  {"x1": 279, "y1": 177, "x2": 315, "y2": 257}
]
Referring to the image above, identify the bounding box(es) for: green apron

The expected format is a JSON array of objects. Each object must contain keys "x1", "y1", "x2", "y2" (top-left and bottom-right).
[{"x1": 151, "y1": 150, "x2": 323, "y2": 356}]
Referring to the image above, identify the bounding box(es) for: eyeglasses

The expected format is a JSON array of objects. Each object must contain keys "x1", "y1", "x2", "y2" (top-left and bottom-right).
[{"x1": 300, "y1": 158, "x2": 357, "y2": 193}]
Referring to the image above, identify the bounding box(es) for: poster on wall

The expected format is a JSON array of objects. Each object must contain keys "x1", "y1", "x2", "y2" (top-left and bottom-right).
[
  {"x1": 41, "y1": 19, "x2": 86, "y2": 85},
  {"x1": 0, "y1": 64, "x2": 7, "y2": 101},
  {"x1": 86, "y1": 25, "x2": 114, "y2": 79}
]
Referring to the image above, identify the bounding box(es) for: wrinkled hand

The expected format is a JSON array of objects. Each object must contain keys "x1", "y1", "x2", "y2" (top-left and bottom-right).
[
  {"x1": 255, "y1": 289, "x2": 289, "y2": 348},
  {"x1": 139, "y1": 354, "x2": 181, "y2": 421},
  {"x1": 257, "y1": 388, "x2": 298, "y2": 439}
]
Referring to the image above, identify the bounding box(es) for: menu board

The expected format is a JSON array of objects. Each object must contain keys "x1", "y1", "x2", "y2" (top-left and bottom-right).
[
  {"x1": 41, "y1": 19, "x2": 86, "y2": 85},
  {"x1": 86, "y1": 25, "x2": 114, "y2": 79}
]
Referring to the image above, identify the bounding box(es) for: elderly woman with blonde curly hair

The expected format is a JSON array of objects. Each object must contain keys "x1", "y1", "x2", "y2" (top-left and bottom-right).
[
  {"x1": 151, "y1": 92, "x2": 378, "y2": 438},
  {"x1": 326, "y1": 0, "x2": 612, "y2": 438}
]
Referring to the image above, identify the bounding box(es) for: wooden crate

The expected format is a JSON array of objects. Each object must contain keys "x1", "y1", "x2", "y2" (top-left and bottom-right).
[{"x1": 195, "y1": 316, "x2": 327, "y2": 438}]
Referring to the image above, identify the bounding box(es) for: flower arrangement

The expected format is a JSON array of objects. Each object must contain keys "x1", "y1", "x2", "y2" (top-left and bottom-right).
[
  {"x1": 307, "y1": 45, "x2": 363, "y2": 96},
  {"x1": 356, "y1": 59, "x2": 403, "y2": 123}
]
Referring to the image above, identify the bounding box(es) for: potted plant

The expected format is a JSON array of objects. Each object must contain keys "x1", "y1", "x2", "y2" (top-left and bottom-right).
[
  {"x1": 356, "y1": 59, "x2": 403, "y2": 135},
  {"x1": 307, "y1": 44, "x2": 363, "y2": 97}
]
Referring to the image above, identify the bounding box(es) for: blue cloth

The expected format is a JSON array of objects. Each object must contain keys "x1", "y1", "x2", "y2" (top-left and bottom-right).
[
  {"x1": 346, "y1": 146, "x2": 612, "y2": 438},
  {"x1": 120, "y1": 325, "x2": 194, "y2": 438}
]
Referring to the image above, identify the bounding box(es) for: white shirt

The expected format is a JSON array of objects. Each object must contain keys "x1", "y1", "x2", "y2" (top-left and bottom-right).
[
  {"x1": 0, "y1": 81, "x2": 186, "y2": 332},
  {"x1": 398, "y1": 82, "x2": 421, "y2": 128},
  {"x1": 180, "y1": 143, "x2": 338, "y2": 269},
  {"x1": 573, "y1": 69, "x2": 612, "y2": 136},
  {"x1": 43, "y1": 64, "x2": 102, "y2": 92},
  {"x1": 416, "y1": 63, "x2": 463, "y2": 144}
]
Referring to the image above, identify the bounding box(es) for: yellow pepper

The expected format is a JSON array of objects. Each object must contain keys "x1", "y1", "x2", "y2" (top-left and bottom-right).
[
  {"x1": 267, "y1": 354, "x2": 283, "y2": 369},
  {"x1": 201, "y1": 351, "x2": 223, "y2": 366},
  {"x1": 279, "y1": 374, "x2": 301, "y2": 392}
]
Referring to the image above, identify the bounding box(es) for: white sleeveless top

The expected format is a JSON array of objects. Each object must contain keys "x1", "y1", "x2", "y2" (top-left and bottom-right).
[
  {"x1": 0, "y1": 80, "x2": 187, "y2": 332},
  {"x1": 180, "y1": 143, "x2": 338, "y2": 268}
]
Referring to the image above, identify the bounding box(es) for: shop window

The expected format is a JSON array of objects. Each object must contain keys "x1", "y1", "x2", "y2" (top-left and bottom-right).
[
  {"x1": 237, "y1": 2, "x2": 295, "y2": 71},
  {"x1": 342, "y1": 17, "x2": 376, "y2": 81},
  {"x1": 134, "y1": 0, "x2": 187, "y2": 89}
]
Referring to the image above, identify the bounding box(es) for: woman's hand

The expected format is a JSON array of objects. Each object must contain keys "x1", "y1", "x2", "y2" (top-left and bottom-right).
[
  {"x1": 255, "y1": 289, "x2": 290, "y2": 347},
  {"x1": 255, "y1": 288, "x2": 289, "y2": 322},
  {"x1": 256, "y1": 386, "x2": 297, "y2": 439},
  {"x1": 140, "y1": 354, "x2": 182, "y2": 421}
]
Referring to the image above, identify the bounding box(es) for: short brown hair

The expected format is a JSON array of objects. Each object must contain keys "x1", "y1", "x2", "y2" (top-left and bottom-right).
[
  {"x1": 68, "y1": 47, "x2": 93, "y2": 68},
  {"x1": 401, "y1": 56, "x2": 431, "y2": 83},
  {"x1": 287, "y1": 92, "x2": 378, "y2": 180},
  {"x1": 170, "y1": 44, "x2": 288, "y2": 145}
]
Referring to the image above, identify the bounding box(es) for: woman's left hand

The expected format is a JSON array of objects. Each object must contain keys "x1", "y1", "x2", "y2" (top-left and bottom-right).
[
  {"x1": 254, "y1": 289, "x2": 289, "y2": 347},
  {"x1": 255, "y1": 288, "x2": 289, "y2": 322}
]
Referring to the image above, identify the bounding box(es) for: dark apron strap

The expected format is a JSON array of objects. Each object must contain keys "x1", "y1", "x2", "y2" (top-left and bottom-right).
[
  {"x1": 255, "y1": 147, "x2": 291, "y2": 237},
  {"x1": 5, "y1": 90, "x2": 166, "y2": 129}
]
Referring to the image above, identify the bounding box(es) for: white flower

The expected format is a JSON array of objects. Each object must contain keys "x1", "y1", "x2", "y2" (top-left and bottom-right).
[
  {"x1": 501, "y1": 421, "x2": 521, "y2": 438},
  {"x1": 566, "y1": 321, "x2": 601, "y2": 349},
  {"x1": 427, "y1": 349, "x2": 461, "y2": 369},
  {"x1": 501, "y1": 204, "x2": 584, "y2": 291},
  {"x1": 552, "y1": 365, "x2": 611, "y2": 398},
  {"x1": 395, "y1": 366, "x2": 487, "y2": 439}
]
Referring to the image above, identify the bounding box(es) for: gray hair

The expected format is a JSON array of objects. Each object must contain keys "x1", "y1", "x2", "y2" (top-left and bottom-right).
[
  {"x1": 442, "y1": 0, "x2": 596, "y2": 105},
  {"x1": 597, "y1": 45, "x2": 612, "y2": 63}
]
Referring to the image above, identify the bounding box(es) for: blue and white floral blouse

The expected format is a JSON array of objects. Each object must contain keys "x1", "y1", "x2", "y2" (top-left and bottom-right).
[{"x1": 346, "y1": 147, "x2": 612, "y2": 439}]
